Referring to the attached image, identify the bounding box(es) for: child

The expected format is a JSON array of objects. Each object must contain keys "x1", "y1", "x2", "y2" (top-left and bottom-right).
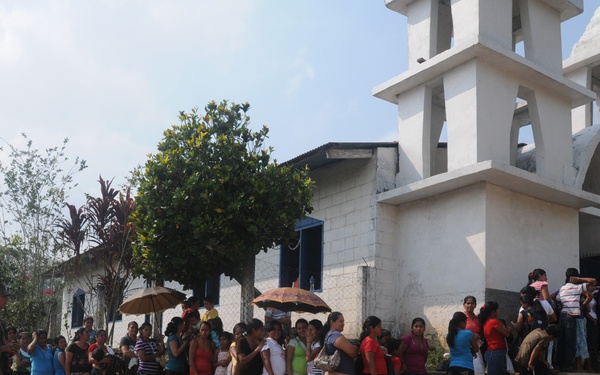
[
  {"x1": 214, "y1": 332, "x2": 232, "y2": 375},
  {"x1": 201, "y1": 296, "x2": 219, "y2": 322},
  {"x1": 91, "y1": 347, "x2": 121, "y2": 375},
  {"x1": 387, "y1": 338, "x2": 403, "y2": 375},
  {"x1": 208, "y1": 318, "x2": 223, "y2": 349},
  {"x1": 53, "y1": 336, "x2": 67, "y2": 375},
  {"x1": 27, "y1": 330, "x2": 53, "y2": 375}
]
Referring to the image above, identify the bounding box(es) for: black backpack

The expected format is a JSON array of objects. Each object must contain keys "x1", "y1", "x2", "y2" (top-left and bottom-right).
[{"x1": 520, "y1": 306, "x2": 548, "y2": 336}]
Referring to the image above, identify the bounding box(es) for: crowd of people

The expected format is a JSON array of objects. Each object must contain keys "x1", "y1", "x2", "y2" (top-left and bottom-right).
[
  {"x1": 447, "y1": 267, "x2": 598, "y2": 375},
  {"x1": 1, "y1": 267, "x2": 599, "y2": 375}
]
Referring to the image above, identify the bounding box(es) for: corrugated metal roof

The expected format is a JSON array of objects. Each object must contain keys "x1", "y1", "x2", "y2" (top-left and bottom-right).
[{"x1": 282, "y1": 142, "x2": 398, "y2": 170}]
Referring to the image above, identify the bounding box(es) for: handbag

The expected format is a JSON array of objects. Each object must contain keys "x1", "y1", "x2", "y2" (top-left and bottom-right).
[{"x1": 313, "y1": 333, "x2": 341, "y2": 372}]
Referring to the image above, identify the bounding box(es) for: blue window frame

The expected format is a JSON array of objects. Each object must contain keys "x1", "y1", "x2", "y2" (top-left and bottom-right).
[
  {"x1": 279, "y1": 217, "x2": 324, "y2": 291},
  {"x1": 71, "y1": 288, "x2": 85, "y2": 328}
]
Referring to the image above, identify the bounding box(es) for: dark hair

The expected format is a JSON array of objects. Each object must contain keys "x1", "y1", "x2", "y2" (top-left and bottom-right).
[
  {"x1": 247, "y1": 318, "x2": 263, "y2": 335},
  {"x1": 528, "y1": 269, "x2": 546, "y2": 284},
  {"x1": 520, "y1": 294, "x2": 547, "y2": 319},
  {"x1": 128, "y1": 321, "x2": 139, "y2": 329},
  {"x1": 203, "y1": 296, "x2": 214, "y2": 304},
  {"x1": 308, "y1": 319, "x2": 324, "y2": 346},
  {"x1": 92, "y1": 347, "x2": 105, "y2": 362},
  {"x1": 84, "y1": 316, "x2": 94, "y2": 323},
  {"x1": 265, "y1": 320, "x2": 282, "y2": 333},
  {"x1": 35, "y1": 330, "x2": 48, "y2": 340},
  {"x1": 360, "y1": 316, "x2": 382, "y2": 342},
  {"x1": 165, "y1": 317, "x2": 184, "y2": 336},
  {"x1": 295, "y1": 319, "x2": 308, "y2": 328},
  {"x1": 73, "y1": 328, "x2": 87, "y2": 342},
  {"x1": 447, "y1": 312, "x2": 467, "y2": 348},
  {"x1": 182, "y1": 300, "x2": 191, "y2": 309},
  {"x1": 188, "y1": 310, "x2": 200, "y2": 320},
  {"x1": 324, "y1": 312, "x2": 342, "y2": 331},
  {"x1": 139, "y1": 322, "x2": 152, "y2": 338},
  {"x1": 463, "y1": 296, "x2": 477, "y2": 304},
  {"x1": 545, "y1": 324, "x2": 560, "y2": 337},
  {"x1": 200, "y1": 321, "x2": 212, "y2": 333},
  {"x1": 220, "y1": 331, "x2": 234, "y2": 343},
  {"x1": 520, "y1": 285, "x2": 536, "y2": 296},
  {"x1": 53, "y1": 335, "x2": 66, "y2": 354},
  {"x1": 95, "y1": 329, "x2": 106, "y2": 338},
  {"x1": 566, "y1": 268, "x2": 579, "y2": 283},
  {"x1": 232, "y1": 322, "x2": 247, "y2": 334},
  {"x1": 387, "y1": 338, "x2": 402, "y2": 355},
  {"x1": 411, "y1": 317, "x2": 425, "y2": 328},
  {"x1": 6, "y1": 326, "x2": 16, "y2": 335},
  {"x1": 478, "y1": 301, "x2": 499, "y2": 336},
  {"x1": 188, "y1": 296, "x2": 200, "y2": 305},
  {"x1": 208, "y1": 317, "x2": 223, "y2": 335}
]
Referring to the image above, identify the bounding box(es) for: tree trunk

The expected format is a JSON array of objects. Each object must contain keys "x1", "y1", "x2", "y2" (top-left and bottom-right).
[{"x1": 239, "y1": 256, "x2": 256, "y2": 323}]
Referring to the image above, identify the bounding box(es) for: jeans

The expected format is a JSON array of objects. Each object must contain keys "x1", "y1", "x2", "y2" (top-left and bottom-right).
[
  {"x1": 484, "y1": 349, "x2": 506, "y2": 375},
  {"x1": 558, "y1": 313, "x2": 577, "y2": 369}
]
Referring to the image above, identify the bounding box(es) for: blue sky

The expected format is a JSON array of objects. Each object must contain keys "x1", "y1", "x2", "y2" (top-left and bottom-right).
[{"x1": 0, "y1": 1, "x2": 597, "y2": 201}]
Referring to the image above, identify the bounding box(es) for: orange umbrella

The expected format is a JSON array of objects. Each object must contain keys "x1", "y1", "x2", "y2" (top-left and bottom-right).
[{"x1": 251, "y1": 287, "x2": 331, "y2": 313}]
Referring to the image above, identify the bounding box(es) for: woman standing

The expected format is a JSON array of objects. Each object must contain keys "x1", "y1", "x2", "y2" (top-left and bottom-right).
[
  {"x1": 286, "y1": 319, "x2": 308, "y2": 375},
  {"x1": 260, "y1": 321, "x2": 285, "y2": 375},
  {"x1": 87, "y1": 330, "x2": 114, "y2": 375},
  {"x1": 398, "y1": 318, "x2": 429, "y2": 375},
  {"x1": 360, "y1": 316, "x2": 387, "y2": 375},
  {"x1": 65, "y1": 328, "x2": 92, "y2": 375},
  {"x1": 446, "y1": 312, "x2": 478, "y2": 375},
  {"x1": 463, "y1": 296, "x2": 484, "y2": 375},
  {"x1": 323, "y1": 312, "x2": 358, "y2": 375},
  {"x1": 135, "y1": 323, "x2": 164, "y2": 375},
  {"x1": 27, "y1": 331, "x2": 53, "y2": 375},
  {"x1": 479, "y1": 302, "x2": 512, "y2": 375},
  {"x1": 189, "y1": 322, "x2": 214, "y2": 375},
  {"x1": 237, "y1": 319, "x2": 265, "y2": 375},
  {"x1": 306, "y1": 320, "x2": 323, "y2": 375},
  {"x1": 53, "y1": 336, "x2": 67, "y2": 375},
  {"x1": 165, "y1": 317, "x2": 189, "y2": 375}
]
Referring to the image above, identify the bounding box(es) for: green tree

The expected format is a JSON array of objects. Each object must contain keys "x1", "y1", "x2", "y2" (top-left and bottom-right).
[
  {"x1": 0, "y1": 134, "x2": 86, "y2": 332},
  {"x1": 131, "y1": 100, "x2": 314, "y2": 320}
]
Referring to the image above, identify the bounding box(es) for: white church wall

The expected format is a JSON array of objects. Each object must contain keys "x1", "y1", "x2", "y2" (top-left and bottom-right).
[
  {"x1": 485, "y1": 183, "x2": 579, "y2": 295},
  {"x1": 395, "y1": 183, "x2": 488, "y2": 345}
]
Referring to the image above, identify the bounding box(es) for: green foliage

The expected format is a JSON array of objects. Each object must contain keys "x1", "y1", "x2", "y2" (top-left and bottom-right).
[
  {"x1": 131, "y1": 100, "x2": 314, "y2": 288},
  {"x1": 0, "y1": 134, "x2": 85, "y2": 332}
]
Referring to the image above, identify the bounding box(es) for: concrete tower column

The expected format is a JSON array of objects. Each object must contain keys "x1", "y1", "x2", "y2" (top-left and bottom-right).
[
  {"x1": 443, "y1": 60, "x2": 519, "y2": 170},
  {"x1": 451, "y1": 0, "x2": 512, "y2": 50},
  {"x1": 519, "y1": 0, "x2": 563, "y2": 75},
  {"x1": 566, "y1": 67, "x2": 593, "y2": 132}
]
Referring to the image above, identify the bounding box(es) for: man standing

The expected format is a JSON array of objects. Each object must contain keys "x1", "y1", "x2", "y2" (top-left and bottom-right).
[{"x1": 0, "y1": 284, "x2": 18, "y2": 375}]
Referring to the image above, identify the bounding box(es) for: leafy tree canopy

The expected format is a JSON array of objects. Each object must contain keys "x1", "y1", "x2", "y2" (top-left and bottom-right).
[{"x1": 131, "y1": 100, "x2": 314, "y2": 288}]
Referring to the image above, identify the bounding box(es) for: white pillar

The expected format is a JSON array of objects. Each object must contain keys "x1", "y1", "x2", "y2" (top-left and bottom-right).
[
  {"x1": 397, "y1": 85, "x2": 433, "y2": 185},
  {"x1": 518, "y1": 0, "x2": 563, "y2": 75},
  {"x1": 525, "y1": 89, "x2": 575, "y2": 184},
  {"x1": 406, "y1": 0, "x2": 439, "y2": 69},
  {"x1": 566, "y1": 67, "x2": 593, "y2": 132},
  {"x1": 451, "y1": 0, "x2": 512, "y2": 50},
  {"x1": 444, "y1": 60, "x2": 519, "y2": 170}
]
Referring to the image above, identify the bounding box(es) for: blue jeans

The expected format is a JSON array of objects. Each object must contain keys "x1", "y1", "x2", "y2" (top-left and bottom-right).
[
  {"x1": 558, "y1": 313, "x2": 577, "y2": 369},
  {"x1": 484, "y1": 349, "x2": 506, "y2": 375}
]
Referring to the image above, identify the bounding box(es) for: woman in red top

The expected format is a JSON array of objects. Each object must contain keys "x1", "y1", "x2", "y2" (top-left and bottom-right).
[
  {"x1": 360, "y1": 316, "x2": 387, "y2": 375},
  {"x1": 479, "y1": 302, "x2": 512, "y2": 375},
  {"x1": 463, "y1": 296, "x2": 484, "y2": 375},
  {"x1": 189, "y1": 322, "x2": 215, "y2": 375}
]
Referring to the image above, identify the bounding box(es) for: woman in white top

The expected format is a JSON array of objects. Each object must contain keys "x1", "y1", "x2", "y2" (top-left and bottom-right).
[{"x1": 261, "y1": 321, "x2": 286, "y2": 375}]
